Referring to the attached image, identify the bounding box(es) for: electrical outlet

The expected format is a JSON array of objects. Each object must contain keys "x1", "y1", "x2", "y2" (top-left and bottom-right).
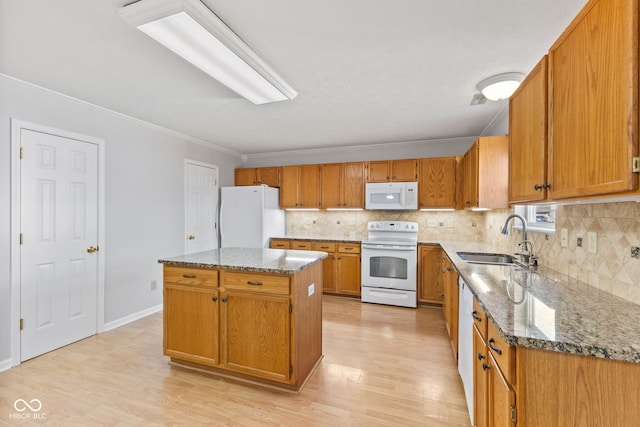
[
  {"x1": 447, "y1": 219, "x2": 454, "y2": 228},
  {"x1": 587, "y1": 232, "x2": 597, "y2": 254},
  {"x1": 150, "y1": 280, "x2": 157, "y2": 291},
  {"x1": 577, "y1": 237, "x2": 583, "y2": 247},
  {"x1": 560, "y1": 228, "x2": 568, "y2": 247},
  {"x1": 349, "y1": 217, "x2": 355, "y2": 226},
  {"x1": 631, "y1": 246, "x2": 640, "y2": 259},
  {"x1": 427, "y1": 219, "x2": 437, "y2": 227}
]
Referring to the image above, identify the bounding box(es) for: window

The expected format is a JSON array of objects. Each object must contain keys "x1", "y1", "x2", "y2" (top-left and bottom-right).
[{"x1": 513, "y1": 204, "x2": 556, "y2": 234}]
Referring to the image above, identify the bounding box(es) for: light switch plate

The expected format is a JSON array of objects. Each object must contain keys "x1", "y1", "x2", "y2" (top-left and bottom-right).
[
  {"x1": 427, "y1": 219, "x2": 437, "y2": 228},
  {"x1": 588, "y1": 232, "x2": 597, "y2": 254},
  {"x1": 447, "y1": 219, "x2": 454, "y2": 228},
  {"x1": 561, "y1": 228, "x2": 568, "y2": 247}
]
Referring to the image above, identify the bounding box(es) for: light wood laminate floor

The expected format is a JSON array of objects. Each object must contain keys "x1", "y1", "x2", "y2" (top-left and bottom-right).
[{"x1": 0, "y1": 296, "x2": 471, "y2": 426}]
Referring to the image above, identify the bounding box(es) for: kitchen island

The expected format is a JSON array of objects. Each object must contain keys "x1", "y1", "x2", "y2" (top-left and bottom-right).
[{"x1": 158, "y1": 248, "x2": 327, "y2": 392}]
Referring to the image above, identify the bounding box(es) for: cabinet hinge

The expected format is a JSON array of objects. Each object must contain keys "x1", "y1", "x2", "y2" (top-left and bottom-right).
[
  {"x1": 510, "y1": 406, "x2": 517, "y2": 423},
  {"x1": 19, "y1": 233, "x2": 23, "y2": 245},
  {"x1": 633, "y1": 157, "x2": 640, "y2": 173},
  {"x1": 289, "y1": 365, "x2": 293, "y2": 375},
  {"x1": 20, "y1": 147, "x2": 23, "y2": 159},
  {"x1": 289, "y1": 304, "x2": 293, "y2": 313},
  {"x1": 20, "y1": 318, "x2": 23, "y2": 330}
]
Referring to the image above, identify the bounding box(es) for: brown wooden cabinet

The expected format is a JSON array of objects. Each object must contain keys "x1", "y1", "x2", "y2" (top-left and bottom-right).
[
  {"x1": 462, "y1": 136, "x2": 509, "y2": 210},
  {"x1": 473, "y1": 325, "x2": 489, "y2": 427},
  {"x1": 366, "y1": 159, "x2": 417, "y2": 182},
  {"x1": 162, "y1": 261, "x2": 323, "y2": 391},
  {"x1": 418, "y1": 157, "x2": 457, "y2": 209},
  {"x1": 548, "y1": 0, "x2": 639, "y2": 200},
  {"x1": 269, "y1": 239, "x2": 291, "y2": 249},
  {"x1": 336, "y1": 244, "x2": 361, "y2": 296},
  {"x1": 280, "y1": 165, "x2": 321, "y2": 208},
  {"x1": 418, "y1": 245, "x2": 444, "y2": 304},
  {"x1": 509, "y1": 56, "x2": 549, "y2": 204},
  {"x1": 313, "y1": 242, "x2": 337, "y2": 293},
  {"x1": 235, "y1": 167, "x2": 281, "y2": 187},
  {"x1": 442, "y1": 255, "x2": 459, "y2": 360},
  {"x1": 320, "y1": 162, "x2": 365, "y2": 209}
]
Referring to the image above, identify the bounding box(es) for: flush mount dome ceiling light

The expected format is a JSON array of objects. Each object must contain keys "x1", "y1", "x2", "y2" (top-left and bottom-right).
[
  {"x1": 118, "y1": 0, "x2": 298, "y2": 105},
  {"x1": 477, "y1": 72, "x2": 525, "y2": 101}
]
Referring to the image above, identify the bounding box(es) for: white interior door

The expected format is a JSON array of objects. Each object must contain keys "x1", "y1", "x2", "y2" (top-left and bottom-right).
[
  {"x1": 20, "y1": 129, "x2": 99, "y2": 361},
  {"x1": 185, "y1": 161, "x2": 219, "y2": 254}
]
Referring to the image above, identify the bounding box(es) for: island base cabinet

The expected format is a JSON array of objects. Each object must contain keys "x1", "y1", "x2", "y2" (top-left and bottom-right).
[{"x1": 222, "y1": 290, "x2": 291, "y2": 383}]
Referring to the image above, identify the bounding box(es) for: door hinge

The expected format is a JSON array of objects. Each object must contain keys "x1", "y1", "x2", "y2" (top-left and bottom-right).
[
  {"x1": 289, "y1": 304, "x2": 293, "y2": 313},
  {"x1": 20, "y1": 319, "x2": 24, "y2": 330},
  {"x1": 214, "y1": 223, "x2": 217, "y2": 230},
  {"x1": 510, "y1": 406, "x2": 517, "y2": 423},
  {"x1": 633, "y1": 157, "x2": 640, "y2": 173},
  {"x1": 19, "y1": 233, "x2": 23, "y2": 245},
  {"x1": 20, "y1": 147, "x2": 23, "y2": 159}
]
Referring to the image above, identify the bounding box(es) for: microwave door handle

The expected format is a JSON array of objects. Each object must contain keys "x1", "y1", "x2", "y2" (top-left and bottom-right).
[{"x1": 400, "y1": 189, "x2": 406, "y2": 206}]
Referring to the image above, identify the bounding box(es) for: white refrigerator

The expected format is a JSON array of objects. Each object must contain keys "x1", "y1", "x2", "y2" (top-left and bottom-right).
[{"x1": 219, "y1": 186, "x2": 285, "y2": 248}]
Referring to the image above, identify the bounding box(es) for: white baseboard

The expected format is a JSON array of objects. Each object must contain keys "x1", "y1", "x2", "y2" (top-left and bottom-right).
[
  {"x1": 102, "y1": 304, "x2": 163, "y2": 332},
  {"x1": 0, "y1": 358, "x2": 13, "y2": 373}
]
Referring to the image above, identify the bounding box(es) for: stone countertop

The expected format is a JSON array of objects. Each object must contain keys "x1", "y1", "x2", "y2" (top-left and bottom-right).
[
  {"x1": 438, "y1": 241, "x2": 640, "y2": 364},
  {"x1": 275, "y1": 236, "x2": 362, "y2": 243},
  {"x1": 158, "y1": 247, "x2": 327, "y2": 275}
]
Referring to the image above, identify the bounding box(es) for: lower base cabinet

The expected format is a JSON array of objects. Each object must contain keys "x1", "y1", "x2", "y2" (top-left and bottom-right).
[
  {"x1": 418, "y1": 245, "x2": 444, "y2": 304},
  {"x1": 163, "y1": 263, "x2": 323, "y2": 391}
]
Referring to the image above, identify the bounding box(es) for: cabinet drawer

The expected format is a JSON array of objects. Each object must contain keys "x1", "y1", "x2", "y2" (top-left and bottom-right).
[
  {"x1": 221, "y1": 271, "x2": 290, "y2": 295},
  {"x1": 291, "y1": 241, "x2": 312, "y2": 250},
  {"x1": 472, "y1": 298, "x2": 488, "y2": 340},
  {"x1": 312, "y1": 241, "x2": 336, "y2": 252},
  {"x1": 164, "y1": 266, "x2": 218, "y2": 288},
  {"x1": 270, "y1": 239, "x2": 291, "y2": 249},
  {"x1": 487, "y1": 320, "x2": 514, "y2": 383},
  {"x1": 338, "y1": 243, "x2": 360, "y2": 254}
]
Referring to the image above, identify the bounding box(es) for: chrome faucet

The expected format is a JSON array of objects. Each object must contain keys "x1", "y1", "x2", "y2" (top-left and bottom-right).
[{"x1": 501, "y1": 214, "x2": 535, "y2": 265}]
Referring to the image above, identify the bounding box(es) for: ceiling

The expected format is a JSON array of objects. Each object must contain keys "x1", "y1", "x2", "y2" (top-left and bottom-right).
[{"x1": 0, "y1": 0, "x2": 587, "y2": 156}]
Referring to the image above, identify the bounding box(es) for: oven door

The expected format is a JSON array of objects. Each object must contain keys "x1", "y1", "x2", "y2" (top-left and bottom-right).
[{"x1": 361, "y1": 243, "x2": 417, "y2": 291}]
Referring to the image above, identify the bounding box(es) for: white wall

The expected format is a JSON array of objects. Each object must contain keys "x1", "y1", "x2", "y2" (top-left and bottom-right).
[{"x1": 0, "y1": 75, "x2": 242, "y2": 363}]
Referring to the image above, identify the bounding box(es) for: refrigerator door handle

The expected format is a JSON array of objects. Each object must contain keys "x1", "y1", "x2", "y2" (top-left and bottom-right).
[{"x1": 218, "y1": 197, "x2": 224, "y2": 247}]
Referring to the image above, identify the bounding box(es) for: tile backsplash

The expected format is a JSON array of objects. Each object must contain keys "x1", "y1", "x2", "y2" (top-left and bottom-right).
[{"x1": 286, "y1": 201, "x2": 640, "y2": 305}]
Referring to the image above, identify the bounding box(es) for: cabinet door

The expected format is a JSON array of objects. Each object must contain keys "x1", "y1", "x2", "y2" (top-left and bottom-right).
[
  {"x1": 418, "y1": 158, "x2": 456, "y2": 209},
  {"x1": 418, "y1": 246, "x2": 444, "y2": 304},
  {"x1": 313, "y1": 242, "x2": 337, "y2": 293},
  {"x1": 257, "y1": 167, "x2": 281, "y2": 187},
  {"x1": 392, "y1": 159, "x2": 417, "y2": 182},
  {"x1": 549, "y1": 0, "x2": 638, "y2": 199},
  {"x1": 164, "y1": 284, "x2": 219, "y2": 366},
  {"x1": 509, "y1": 57, "x2": 548, "y2": 203},
  {"x1": 320, "y1": 163, "x2": 343, "y2": 208},
  {"x1": 367, "y1": 161, "x2": 391, "y2": 182},
  {"x1": 473, "y1": 325, "x2": 489, "y2": 427},
  {"x1": 299, "y1": 164, "x2": 321, "y2": 208},
  {"x1": 488, "y1": 353, "x2": 516, "y2": 427},
  {"x1": 337, "y1": 253, "x2": 361, "y2": 296},
  {"x1": 221, "y1": 290, "x2": 291, "y2": 383},
  {"x1": 235, "y1": 168, "x2": 257, "y2": 186},
  {"x1": 343, "y1": 162, "x2": 365, "y2": 208},
  {"x1": 463, "y1": 142, "x2": 479, "y2": 208},
  {"x1": 280, "y1": 166, "x2": 299, "y2": 208}
]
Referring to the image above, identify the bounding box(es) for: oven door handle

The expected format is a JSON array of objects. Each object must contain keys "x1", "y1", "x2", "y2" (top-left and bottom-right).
[{"x1": 362, "y1": 244, "x2": 417, "y2": 251}]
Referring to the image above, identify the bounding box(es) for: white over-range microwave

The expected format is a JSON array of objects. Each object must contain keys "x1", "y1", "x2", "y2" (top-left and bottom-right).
[{"x1": 365, "y1": 182, "x2": 418, "y2": 210}]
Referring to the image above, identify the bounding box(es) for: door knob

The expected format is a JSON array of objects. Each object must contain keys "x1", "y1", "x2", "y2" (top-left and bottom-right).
[
  {"x1": 188, "y1": 235, "x2": 195, "y2": 240},
  {"x1": 87, "y1": 246, "x2": 99, "y2": 253}
]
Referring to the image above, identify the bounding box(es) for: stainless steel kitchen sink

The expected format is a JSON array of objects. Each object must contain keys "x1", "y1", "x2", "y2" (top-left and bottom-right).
[{"x1": 456, "y1": 251, "x2": 517, "y2": 266}]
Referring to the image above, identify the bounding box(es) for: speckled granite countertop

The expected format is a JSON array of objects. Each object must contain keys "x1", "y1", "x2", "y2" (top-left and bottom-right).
[
  {"x1": 158, "y1": 247, "x2": 327, "y2": 274},
  {"x1": 437, "y1": 241, "x2": 640, "y2": 364}
]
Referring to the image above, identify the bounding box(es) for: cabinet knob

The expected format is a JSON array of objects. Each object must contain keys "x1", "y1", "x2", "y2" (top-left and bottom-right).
[
  {"x1": 477, "y1": 352, "x2": 485, "y2": 360},
  {"x1": 222, "y1": 297, "x2": 228, "y2": 303},
  {"x1": 534, "y1": 184, "x2": 543, "y2": 191},
  {"x1": 543, "y1": 183, "x2": 552, "y2": 189},
  {"x1": 482, "y1": 363, "x2": 490, "y2": 371},
  {"x1": 212, "y1": 296, "x2": 218, "y2": 302}
]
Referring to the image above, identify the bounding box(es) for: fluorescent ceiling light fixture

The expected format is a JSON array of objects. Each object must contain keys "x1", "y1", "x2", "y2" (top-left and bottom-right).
[
  {"x1": 420, "y1": 208, "x2": 455, "y2": 212},
  {"x1": 477, "y1": 72, "x2": 525, "y2": 101},
  {"x1": 285, "y1": 208, "x2": 320, "y2": 211},
  {"x1": 119, "y1": 0, "x2": 297, "y2": 105},
  {"x1": 326, "y1": 208, "x2": 364, "y2": 211}
]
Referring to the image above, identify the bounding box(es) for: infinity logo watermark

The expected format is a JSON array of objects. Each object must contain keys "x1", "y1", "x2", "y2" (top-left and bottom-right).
[{"x1": 9, "y1": 398, "x2": 46, "y2": 420}]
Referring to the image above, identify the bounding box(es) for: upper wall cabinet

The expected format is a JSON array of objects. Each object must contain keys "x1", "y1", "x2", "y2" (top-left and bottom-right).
[
  {"x1": 235, "y1": 167, "x2": 281, "y2": 187},
  {"x1": 509, "y1": 56, "x2": 548, "y2": 204},
  {"x1": 547, "y1": 0, "x2": 639, "y2": 200},
  {"x1": 366, "y1": 159, "x2": 417, "y2": 182},
  {"x1": 462, "y1": 136, "x2": 509, "y2": 210},
  {"x1": 280, "y1": 165, "x2": 321, "y2": 208},
  {"x1": 418, "y1": 157, "x2": 457, "y2": 209},
  {"x1": 321, "y1": 162, "x2": 365, "y2": 209}
]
